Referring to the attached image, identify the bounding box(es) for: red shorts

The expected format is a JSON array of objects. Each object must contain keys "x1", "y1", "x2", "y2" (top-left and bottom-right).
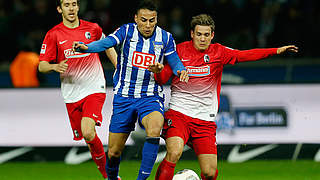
[
  {"x1": 162, "y1": 109, "x2": 217, "y2": 155},
  {"x1": 65, "y1": 93, "x2": 106, "y2": 140}
]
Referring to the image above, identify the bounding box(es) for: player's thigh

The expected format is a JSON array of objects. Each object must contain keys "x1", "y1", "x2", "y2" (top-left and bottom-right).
[
  {"x1": 109, "y1": 95, "x2": 137, "y2": 133},
  {"x1": 82, "y1": 93, "x2": 106, "y2": 126},
  {"x1": 138, "y1": 96, "x2": 165, "y2": 136},
  {"x1": 165, "y1": 136, "x2": 185, "y2": 163},
  {"x1": 65, "y1": 102, "x2": 83, "y2": 140},
  {"x1": 191, "y1": 120, "x2": 217, "y2": 155},
  {"x1": 108, "y1": 132, "x2": 130, "y2": 157},
  {"x1": 197, "y1": 154, "x2": 217, "y2": 175},
  {"x1": 141, "y1": 111, "x2": 164, "y2": 137},
  {"x1": 81, "y1": 117, "x2": 96, "y2": 140}
]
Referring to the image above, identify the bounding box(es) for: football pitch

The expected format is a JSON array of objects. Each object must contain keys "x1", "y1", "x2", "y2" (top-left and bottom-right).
[{"x1": 0, "y1": 160, "x2": 319, "y2": 180}]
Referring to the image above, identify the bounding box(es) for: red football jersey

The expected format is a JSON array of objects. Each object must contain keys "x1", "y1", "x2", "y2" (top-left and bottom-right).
[
  {"x1": 156, "y1": 40, "x2": 277, "y2": 121},
  {"x1": 39, "y1": 20, "x2": 106, "y2": 103}
]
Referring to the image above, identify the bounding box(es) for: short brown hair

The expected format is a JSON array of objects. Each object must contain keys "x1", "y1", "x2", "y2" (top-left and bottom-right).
[
  {"x1": 56, "y1": 0, "x2": 80, "y2": 7},
  {"x1": 190, "y1": 14, "x2": 215, "y2": 32}
]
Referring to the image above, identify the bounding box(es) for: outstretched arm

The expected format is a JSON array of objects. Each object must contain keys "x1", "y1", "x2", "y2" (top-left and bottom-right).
[
  {"x1": 235, "y1": 45, "x2": 298, "y2": 63},
  {"x1": 166, "y1": 52, "x2": 189, "y2": 82},
  {"x1": 276, "y1": 45, "x2": 298, "y2": 54},
  {"x1": 73, "y1": 36, "x2": 117, "y2": 53}
]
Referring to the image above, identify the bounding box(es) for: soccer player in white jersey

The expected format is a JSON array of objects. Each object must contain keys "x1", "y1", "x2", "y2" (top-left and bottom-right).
[
  {"x1": 73, "y1": 1, "x2": 188, "y2": 179},
  {"x1": 38, "y1": 0, "x2": 118, "y2": 179},
  {"x1": 154, "y1": 14, "x2": 298, "y2": 180}
]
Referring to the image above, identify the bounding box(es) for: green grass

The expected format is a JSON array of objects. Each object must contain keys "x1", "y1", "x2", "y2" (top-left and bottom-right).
[{"x1": 0, "y1": 160, "x2": 319, "y2": 180}]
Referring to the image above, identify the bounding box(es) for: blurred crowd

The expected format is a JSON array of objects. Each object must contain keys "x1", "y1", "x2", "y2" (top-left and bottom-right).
[{"x1": 0, "y1": 0, "x2": 319, "y2": 65}]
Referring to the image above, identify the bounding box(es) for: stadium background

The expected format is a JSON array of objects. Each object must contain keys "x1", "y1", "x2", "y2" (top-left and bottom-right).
[{"x1": 0, "y1": 0, "x2": 320, "y2": 179}]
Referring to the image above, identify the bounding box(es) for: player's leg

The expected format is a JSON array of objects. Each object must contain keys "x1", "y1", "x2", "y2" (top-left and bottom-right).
[
  {"x1": 192, "y1": 119, "x2": 218, "y2": 180},
  {"x1": 81, "y1": 93, "x2": 108, "y2": 179},
  {"x1": 155, "y1": 109, "x2": 189, "y2": 180},
  {"x1": 107, "y1": 95, "x2": 136, "y2": 180},
  {"x1": 198, "y1": 154, "x2": 218, "y2": 180},
  {"x1": 106, "y1": 132, "x2": 129, "y2": 180},
  {"x1": 155, "y1": 136, "x2": 184, "y2": 180},
  {"x1": 137, "y1": 110, "x2": 164, "y2": 180}
]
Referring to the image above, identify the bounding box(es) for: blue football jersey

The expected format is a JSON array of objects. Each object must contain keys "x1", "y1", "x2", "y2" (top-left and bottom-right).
[{"x1": 108, "y1": 23, "x2": 177, "y2": 98}]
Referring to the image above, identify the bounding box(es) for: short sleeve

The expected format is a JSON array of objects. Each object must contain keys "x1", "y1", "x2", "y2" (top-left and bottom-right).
[
  {"x1": 107, "y1": 24, "x2": 127, "y2": 45},
  {"x1": 39, "y1": 31, "x2": 57, "y2": 63},
  {"x1": 164, "y1": 33, "x2": 176, "y2": 57}
]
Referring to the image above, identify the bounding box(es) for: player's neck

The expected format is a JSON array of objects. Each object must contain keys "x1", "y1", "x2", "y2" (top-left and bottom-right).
[{"x1": 63, "y1": 18, "x2": 80, "y2": 29}]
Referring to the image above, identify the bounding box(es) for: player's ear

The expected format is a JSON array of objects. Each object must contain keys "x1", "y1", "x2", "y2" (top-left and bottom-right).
[
  {"x1": 57, "y1": 6, "x2": 62, "y2": 14},
  {"x1": 190, "y1": 30, "x2": 194, "y2": 39},
  {"x1": 211, "y1": 31, "x2": 215, "y2": 39},
  {"x1": 134, "y1": 14, "x2": 138, "y2": 23}
]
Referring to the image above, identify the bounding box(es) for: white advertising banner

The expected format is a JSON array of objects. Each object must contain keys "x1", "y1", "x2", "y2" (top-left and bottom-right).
[{"x1": 1, "y1": 84, "x2": 320, "y2": 146}]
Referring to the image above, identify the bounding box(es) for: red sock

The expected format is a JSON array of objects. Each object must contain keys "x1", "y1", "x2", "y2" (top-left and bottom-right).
[
  {"x1": 201, "y1": 169, "x2": 218, "y2": 180},
  {"x1": 155, "y1": 159, "x2": 176, "y2": 180},
  {"x1": 86, "y1": 134, "x2": 107, "y2": 178}
]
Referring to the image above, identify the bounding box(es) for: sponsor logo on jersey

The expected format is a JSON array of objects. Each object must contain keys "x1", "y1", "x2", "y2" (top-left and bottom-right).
[
  {"x1": 40, "y1": 44, "x2": 46, "y2": 54},
  {"x1": 186, "y1": 65, "x2": 210, "y2": 76},
  {"x1": 132, "y1": 51, "x2": 156, "y2": 69},
  {"x1": 64, "y1": 48, "x2": 90, "y2": 59}
]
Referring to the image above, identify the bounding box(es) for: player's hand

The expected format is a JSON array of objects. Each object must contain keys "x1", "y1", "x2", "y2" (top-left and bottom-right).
[
  {"x1": 148, "y1": 62, "x2": 164, "y2": 73},
  {"x1": 72, "y1": 41, "x2": 88, "y2": 52},
  {"x1": 277, "y1": 45, "x2": 298, "y2": 54},
  {"x1": 54, "y1": 59, "x2": 68, "y2": 73},
  {"x1": 177, "y1": 70, "x2": 189, "y2": 83}
]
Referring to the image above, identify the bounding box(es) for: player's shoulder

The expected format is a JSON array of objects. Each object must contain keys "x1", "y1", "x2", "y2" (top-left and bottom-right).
[
  {"x1": 176, "y1": 41, "x2": 193, "y2": 51},
  {"x1": 46, "y1": 22, "x2": 64, "y2": 36},
  {"x1": 80, "y1": 19, "x2": 100, "y2": 29},
  {"x1": 177, "y1": 41, "x2": 191, "y2": 47},
  {"x1": 209, "y1": 43, "x2": 233, "y2": 51}
]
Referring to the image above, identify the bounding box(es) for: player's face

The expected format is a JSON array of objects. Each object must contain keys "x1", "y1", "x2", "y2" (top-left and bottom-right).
[
  {"x1": 135, "y1": 9, "x2": 157, "y2": 38},
  {"x1": 191, "y1": 25, "x2": 214, "y2": 51},
  {"x1": 57, "y1": 0, "x2": 79, "y2": 24}
]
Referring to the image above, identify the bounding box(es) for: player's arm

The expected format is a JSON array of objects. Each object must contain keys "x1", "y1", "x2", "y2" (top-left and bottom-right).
[
  {"x1": 73, "y1": 36, "x2": 117, "y2": 53},
  {"x1": 234, "y1": 45, "x2": 298, "y2": 63},
  {"x1": 38, "y1": 60, "x2": 68, "y2": 73},
  {"x1": 74, "y1": 25, "x2": 126, "y2": 53},
  {"x1": 166, "y1": 52, "x2": 189, "y2": 82},
  {"x1": 105, "y1": 48, "x2": 117, "y2": 68},
  {"x1": 153, "y1": 63, "x2": 173, "y2": 85}
]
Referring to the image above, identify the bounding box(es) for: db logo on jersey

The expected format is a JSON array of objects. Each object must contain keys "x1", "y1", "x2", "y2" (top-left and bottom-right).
[
  {"x1": 186, "y1": 66, "x2": 210, "y2": 77},
  {"x1": 132, "y1": 51, "x2": 156, "y2": 69}
]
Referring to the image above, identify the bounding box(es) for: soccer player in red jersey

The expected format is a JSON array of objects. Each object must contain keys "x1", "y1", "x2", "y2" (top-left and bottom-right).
[
  {"x1": 38, "y1": 0, "x2": 118, "y2": 179},
  {"x1": 154, "y1": 14, "x2": 298, "y2": 180}
]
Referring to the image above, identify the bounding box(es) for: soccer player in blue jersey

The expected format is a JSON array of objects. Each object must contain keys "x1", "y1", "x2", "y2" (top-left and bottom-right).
[{"x1": 73, "y1": 1, "x2": 188, "y2": 179}]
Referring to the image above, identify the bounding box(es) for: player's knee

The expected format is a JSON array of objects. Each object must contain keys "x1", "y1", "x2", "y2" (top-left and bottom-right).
[
  {"x1": 167, "y1": 149, "x2": 182, "y2": 163},
  {"x1": 108, "y1": 149, "x2": 122, "y2": 158},
  {"x1": 145, "y1": 127, "x2": 161, "y2": 137},
  {"x1": 82, "y1": 130, "x2": 95, "y2": 141}
]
